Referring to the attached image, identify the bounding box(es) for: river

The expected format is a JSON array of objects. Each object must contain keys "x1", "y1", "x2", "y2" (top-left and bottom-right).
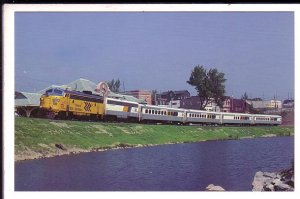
[{"x1": 15, "y1": 136, "x2": 294, "y2": 191}]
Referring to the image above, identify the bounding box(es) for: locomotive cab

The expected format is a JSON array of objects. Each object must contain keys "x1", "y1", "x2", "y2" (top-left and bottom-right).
[
  {"x1": 40, "y1": 88, "x2": 67, "y2": 119},
  {"x1": 40, "y1": 88, "x2": 65, "y2": 107}
]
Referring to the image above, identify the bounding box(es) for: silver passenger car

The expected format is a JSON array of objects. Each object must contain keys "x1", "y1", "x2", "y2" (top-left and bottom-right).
[
  {"x1": 252, "y1": 114, "x2": 281, "y2": 125},
  {"x1": 185, "y1": 109, "x2": 221, "y2": 124},
  {"x1": 140, "y1": 105, "x2": 185, "y2": 123},
  {"x1": 104, "y1": 97, "x2": 139, "y2": 119},
  {"x1": 104, "y1": 97, "x2": 282, "y2": 125},
  {"x1": 221, "y1": 112, "x2": 253, "y2": 125}
]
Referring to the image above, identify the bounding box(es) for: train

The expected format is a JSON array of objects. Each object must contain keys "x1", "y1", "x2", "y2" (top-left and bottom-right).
[{"x1": 39, "y1": 87, "x2": 282, "y2": 126}]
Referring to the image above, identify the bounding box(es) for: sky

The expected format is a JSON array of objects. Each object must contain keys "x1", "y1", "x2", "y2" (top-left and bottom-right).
[{"x1": 15, "y1": 12, "x2": 294, "y2": 100}]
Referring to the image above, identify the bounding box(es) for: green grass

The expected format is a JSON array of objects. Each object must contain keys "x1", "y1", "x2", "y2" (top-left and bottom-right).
[{"x1": 15, "y1": 117, "x2": 294, "y2": 161}]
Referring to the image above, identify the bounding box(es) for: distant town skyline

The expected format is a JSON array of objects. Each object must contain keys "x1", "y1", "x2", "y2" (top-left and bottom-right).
[{"x1": 15, "y1": 12, "x2": 294, "y2": 100}]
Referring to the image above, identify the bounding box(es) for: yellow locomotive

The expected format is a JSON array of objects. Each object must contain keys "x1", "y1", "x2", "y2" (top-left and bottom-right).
[{"x1": 40, "y1": 88, "x2": 104, "y2": 119}]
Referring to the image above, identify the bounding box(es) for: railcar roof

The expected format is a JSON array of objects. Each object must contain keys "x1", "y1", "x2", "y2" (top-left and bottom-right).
[
  {"x1": 106, "y1": 97, "x2": 139, "y2": 104},
  {"x1": 218, "y1": 112, "x2": 253, "y2": 116},
  {"x1": 186, "y1": 109, "x2": 221, "y2": 114},
  {"x1": 142, "y1": 105, "x2": 186, "y2": 111},
  {"x1": 252, "y1": 114, "x2": 281, "y2": 117},
  {"x1": 64, "y1": 90, "x2": 103, "y2": 99}
]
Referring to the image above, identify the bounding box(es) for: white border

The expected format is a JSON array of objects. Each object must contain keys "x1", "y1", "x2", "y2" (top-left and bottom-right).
[
  {"x1": 3, "y1": 4, "x2": 299, "y2": 199},
  {"x1": 3, "y1": 4, "x2": 300, "y2": 12}
]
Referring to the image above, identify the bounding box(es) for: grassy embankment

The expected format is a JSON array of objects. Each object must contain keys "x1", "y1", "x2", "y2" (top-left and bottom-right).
[{"x1": 15, "y1": 117, "x2": 294, "y2": 161}]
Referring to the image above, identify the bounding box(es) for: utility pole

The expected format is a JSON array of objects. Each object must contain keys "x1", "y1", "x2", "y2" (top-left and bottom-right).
[{"x1": 231, "y1": 95, "x2": 233, "y2": 113}]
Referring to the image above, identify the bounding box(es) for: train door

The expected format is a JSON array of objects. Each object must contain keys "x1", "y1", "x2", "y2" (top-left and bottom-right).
[
  {"x1": 220, "y1": 113, "x2": 223, "y2": 124},
  {"x1": 138, "y1": 104, "x2": 142, "y2": 122},
  {"x1": 103, "y1": 96, "x2": 108, "y2": 115},
  {"x1": 182, "y1": 110, "x2": 187, "y2": 124},
  {"x1": 251, "y1": 116, "x2": 255, "y2": 125}
]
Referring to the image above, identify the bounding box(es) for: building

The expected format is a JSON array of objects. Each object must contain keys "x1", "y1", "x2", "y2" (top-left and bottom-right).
[
  {"x1": 282, "y1": 99, "x2": 294, "y2": 108},
  {"x1": 161, "y1": 90, "x2": 190, "y2": 102},
  {"x1": 204, "y1": 100, "x2": 220, "y2": 112},
  {"x1": 249, "y1": 100, "x2": 282, "y2": 110},
  {"x1": 180, "y1": 96, "x2": 201, "y2": 110},
  {"x1": 222, "y1": 97, "x2": 248, "y2": 113},
  {"x1": 222, "y1": 97, "x2": 231, "y2": 112},
  {"x1": 123, "y1": 90, "x2": 152, "y2": 105},
  {"x1": 38, "y1": 78, "x2": 97, "y2": 95},
  {"x1": 270, "y1": 100, "x2": 282, "y2": 109},
  {"x1": 166, "y1": 100, "x2": 181, "y2": 108},
  {"x1": 151, "y1": 92, "x2": 168, "y2": 106},
  {"x1": 180, "y1": 96, "x2": 220, "y2": 111},
  {"x1": 181, "y1": 96, "x2": 247, "y2": 113},
  {"x1": 15, "y1": 91, "x2": 42, "y2": 117},
  {"x1": 156, "y1": 90, "x2": 191, "y2": 107},
  {"x1": 108, "y1": 92, "x2": 147, "y2": 104}
]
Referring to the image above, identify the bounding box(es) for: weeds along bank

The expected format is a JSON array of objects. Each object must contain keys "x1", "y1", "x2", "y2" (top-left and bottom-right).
[{"x1": 14, "y1": 117, "x2": 294, "y2": 161}]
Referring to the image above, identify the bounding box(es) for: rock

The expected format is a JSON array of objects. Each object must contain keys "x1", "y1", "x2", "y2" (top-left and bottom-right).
[
  {"x1": 206, "y1": 184, "x2": 225, "y2": 191},
  {"x1": 274, "y1": 183, "x2": 293, "y2": 191},
  {"x1": 271, "y1": 178, "x2": 282, "y2": 186},
  {"x1": 206, "y1": 184, "x2": 214, "y2": 190},
  {"x1": 263, "y1": 172, "x2": 277, "y2": 178},
  {"x1": 252, "y1": 165, "x2": 294, "y2": 192},
  {"x1": 255, "y1": 171, "x2": 264, "y2": 177},
  {"x1": 264, "y1": 184, "x2": 274, "y2": 191},
  {"x1": 276, "y1": 174, "x2": 282, "y2": 179},
  {"x1": 252, "y1": 171, "x2": 272, "y2": 191},
  {"x1": 284, "y1": 180, "x2": 294, "y2": 188},
  {"x1": 55, "y1": 143, "x2": 67, "y2": 151}
]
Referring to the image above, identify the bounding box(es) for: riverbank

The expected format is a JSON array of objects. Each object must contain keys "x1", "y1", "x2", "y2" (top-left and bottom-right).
[{"x1": 15, "y1": 117, "x2": 294, "y2": 161}]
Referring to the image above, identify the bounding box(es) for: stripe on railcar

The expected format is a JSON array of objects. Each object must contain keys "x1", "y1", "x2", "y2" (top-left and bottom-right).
[
  {"x1": 106, "y1": 100, "x2": 138, "y2": 107},
  {"x1": 106, "y1": 104, "x2": 138, "y2": 113},
  {"x1": 84, "y1": 102, "x2": 92, "y2": 112},
  {"x1": 68, "y1": 92, "x2": 103, "y2": 103},
  {"x1": 123, "y1": 106, "x2": 129, "y2": 112}
]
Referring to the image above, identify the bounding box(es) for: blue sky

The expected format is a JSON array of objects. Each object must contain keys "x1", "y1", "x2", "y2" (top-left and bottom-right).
[{"x1": 15, "y1": 12, "x2": 294, "y2": 100}]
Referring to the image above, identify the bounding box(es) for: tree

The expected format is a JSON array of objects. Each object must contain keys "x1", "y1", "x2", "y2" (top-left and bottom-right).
[
  {"x1": 107, "y1": 78, "x2": 121, "y2": 92},
  {"x1": 241, "y1": 92, "x2": 249, "y2": 100},
  {"x1": 252, "y1": 97, "x2": 262, "y2": 101},
  {"x1": 187, "y1": 65, "x2": 226, "y2": 110}
]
